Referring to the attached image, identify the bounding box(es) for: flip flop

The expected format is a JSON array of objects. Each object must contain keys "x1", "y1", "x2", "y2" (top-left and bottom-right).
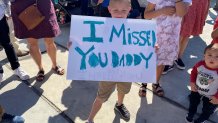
[
  {"x1": 52, "y1": 65, "x2": 64, "y2": 75},
  {"x1": 152, "y1": 84, "x2": 164, "y2": 97},
  {"x1": 36, "y1": 70, "x2": 45, "y2": 82},
  {"x1": 138, "y1": 84, "x2": 147, "y2": 97}
]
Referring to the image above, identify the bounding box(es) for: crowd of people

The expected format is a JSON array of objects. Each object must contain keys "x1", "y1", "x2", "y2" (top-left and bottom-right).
[{"x1": 0, "y1": 0, "x2": 218, "y2": 123}]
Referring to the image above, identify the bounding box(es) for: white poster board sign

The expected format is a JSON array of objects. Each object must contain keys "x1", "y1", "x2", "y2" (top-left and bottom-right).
[{"x1": 67, "y1": 15, "x2": 156, "y2": 83}]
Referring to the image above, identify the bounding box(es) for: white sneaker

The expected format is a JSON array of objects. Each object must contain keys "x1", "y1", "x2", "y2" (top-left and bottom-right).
[
  {"x1": 0, "y1": 73, "x2": 3, "y2": 84},
  {"x1": 14, "y1": 67, "x2": 30, "y2": 80}
]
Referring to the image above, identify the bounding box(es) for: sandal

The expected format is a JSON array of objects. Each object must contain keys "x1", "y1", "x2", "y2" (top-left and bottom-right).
[
  {"x1": 152, "y1": 84, "x2": 164, "y2": 97},
  {"x1": 52, "y1": 65, "x2": 64, "y2": 75},
  {"x1": 36, "y1": 70, "x2": 45, "y2": 82},
  {"x1": 138, "y1": 83, "x2": 147, "y2": 97}
]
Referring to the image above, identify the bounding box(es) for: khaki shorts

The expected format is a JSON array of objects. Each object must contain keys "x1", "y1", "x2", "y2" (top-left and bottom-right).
[{"x1": 97, "y1": 81, "x2": 132, "y2": 102}]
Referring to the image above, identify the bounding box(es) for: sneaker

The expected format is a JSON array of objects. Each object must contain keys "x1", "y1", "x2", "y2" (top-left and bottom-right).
[
  {"x1": 85, "y1": 120, "x2": 94, "y2": 123},
  {"x1": 174, "y1": 58, "x2": 185, "y2": 70},
  {"x1": 194, "y1": 118, "x2": 206, "y2": 123},
  {"x1": 0, "y1": 73, "x2": 3, "y2": 84},
  {"x1": 185, "y1": 116, "x2": 193, "y2": 123},
  {"x1": 16, "y1": 50, "x2": 29, "y2": 57},
  {"x1": 2, "y1": 113, "x2": 25, "y2": 123},
  {"x1": 162, "y1": 65, "x2": 174, "y2": 75},
  {"x1": 114, "y1": 103, "x2": 130, "y2": 121},
  {"x1": 213, "y1": 7, "x2": 218, "y2": 11},
  {"x1": 14, "y1": 67, "x2": 30, "y2": 80}
]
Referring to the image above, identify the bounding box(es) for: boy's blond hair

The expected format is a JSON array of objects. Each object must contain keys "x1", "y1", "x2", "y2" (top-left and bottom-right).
[{"x1": 109, "y1": 0, "x2": 131, "y2": 7}]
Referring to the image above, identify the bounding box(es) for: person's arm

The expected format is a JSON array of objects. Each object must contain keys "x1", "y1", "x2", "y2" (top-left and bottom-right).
[
  {"x1": 144, "y1": 2, "x2": 176, "y2": 19},
  {"x1": 175, "y1": 0, "x2": 190, "y2": 17},
  {"x1": 212, "y1": 27, "x2": 218, "y2": 39},
  {"x1": 190, "y1": 64, "x2": 198, "y2": 83},
  {"x1": 97, "y1": 0, "x2": 104, "y2": 5},
  {"x1": 190, "y1": 62, "x2": 198, "y2": 92}
]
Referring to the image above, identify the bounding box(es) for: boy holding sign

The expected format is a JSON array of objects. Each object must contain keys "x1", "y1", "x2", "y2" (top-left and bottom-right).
[{"x1": 87, "y1": 0, "x2": 132, "y2": 123}]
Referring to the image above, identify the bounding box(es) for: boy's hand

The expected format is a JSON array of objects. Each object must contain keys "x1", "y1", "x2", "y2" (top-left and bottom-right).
[
  {"x1": 67, "y1": 41, "x2": 72, "y2": 49},
  {"x1": 161, "y1": 7, "x2": 176, "y2": 16},
  {"x1": 210, "y1": 96, "x2": 218, "y2": 105},
  {"x1": 190, "y1": 82, "x2": 197, "y2": 92}
]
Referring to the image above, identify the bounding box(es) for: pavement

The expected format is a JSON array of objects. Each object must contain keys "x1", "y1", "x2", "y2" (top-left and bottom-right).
[{"x1": 0, "y1": 1, "x2": 218, "y2": 123}]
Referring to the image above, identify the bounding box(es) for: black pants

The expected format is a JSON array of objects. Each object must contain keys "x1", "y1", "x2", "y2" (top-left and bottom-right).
[
  {"x1": 0, "y1": 63, "x2": 3, "y2": 73},
  {"x1": 188, "y1": 91, "x2": 217, "y2": 122},
  {"x1": 0, "y1": 16, "x2": 20, "y2": 71},
  {"x1": 81, "y1": 0, "x2": 94, "y2": 16}
]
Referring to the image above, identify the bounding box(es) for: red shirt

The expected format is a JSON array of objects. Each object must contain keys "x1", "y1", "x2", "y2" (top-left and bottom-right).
[
  {"x1": 212, "y1": 17, "x2": 218, "y2": 44},
  {"x1": 190, "y1": 61, "x2": 218, "y2": 99}
]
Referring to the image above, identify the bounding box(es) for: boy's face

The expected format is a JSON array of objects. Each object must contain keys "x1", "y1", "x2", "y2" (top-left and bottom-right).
[
  {"x1": 204, "y1": 49, "x2": 218, "y2": 69},
  {"x1": 108, "y1": 1, "x2": 131, "y2": 18}
]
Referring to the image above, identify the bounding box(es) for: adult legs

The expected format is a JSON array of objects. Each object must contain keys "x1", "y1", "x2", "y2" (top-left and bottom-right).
[
  {"x1": 27, "y1": 38, "x2": 43, "y2": 71},
  {"x1": 178, "y1": 36, "x2": 189, "y2": 59},
  {"x1": 44, "y1": 38, "x2": 57, "y2": 68},
  {"x1": 7, "y1": 18, "x2": 29, "y2": 57}
]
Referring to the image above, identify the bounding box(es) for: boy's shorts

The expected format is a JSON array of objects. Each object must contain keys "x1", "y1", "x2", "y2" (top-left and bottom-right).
[{"x1": 97, "y1": 81, "x2": 132, "y2": 102}]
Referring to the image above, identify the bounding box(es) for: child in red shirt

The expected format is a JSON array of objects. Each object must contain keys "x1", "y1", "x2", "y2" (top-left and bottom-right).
[{"x1": 186, "y1": 43, "x2": 218, "y2": 123}]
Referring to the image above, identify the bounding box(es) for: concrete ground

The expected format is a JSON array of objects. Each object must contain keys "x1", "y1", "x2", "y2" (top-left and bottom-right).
[{"x1": 0, "y1": 0, "x2": 218, "y2": 123}]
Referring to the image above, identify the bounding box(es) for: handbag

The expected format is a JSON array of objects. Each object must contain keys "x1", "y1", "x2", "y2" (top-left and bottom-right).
[{"x1": 18, "y1": 0, "x2": 45, "y2": 30}]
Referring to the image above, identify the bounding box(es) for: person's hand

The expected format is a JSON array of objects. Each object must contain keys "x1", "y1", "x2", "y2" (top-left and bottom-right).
[
  {"x1": 161, "y1": 7, "x2": 176, "y2": 16},
  {"x1": 190, "y1": 82, "x2": 197, "y2": 92},
  {"x1": 210, "y1": 96, "x2": 218, "y2": 105},
  {"x1": 67, "y1": 41, "x2": 72, "y2": 49},
  {"x1": 154, "y1": 44, "x2": 159, "y2": 53},
  {"x1": 97, "y1": 0, "x2": 104, "y2": 5}
]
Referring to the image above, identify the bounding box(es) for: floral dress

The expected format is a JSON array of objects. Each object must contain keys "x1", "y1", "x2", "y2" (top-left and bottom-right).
[{"x1": 148, "y1": 0, "x2": 182, "y2": 66}]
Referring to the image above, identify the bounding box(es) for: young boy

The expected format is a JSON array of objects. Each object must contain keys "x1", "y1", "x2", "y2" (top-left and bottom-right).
[
  {"x1": 86, "y1": 0, "x2": 132, "y2": 123},
  {"x1": 186, "y1": 43, "x2": 218, "y2": 123}
]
